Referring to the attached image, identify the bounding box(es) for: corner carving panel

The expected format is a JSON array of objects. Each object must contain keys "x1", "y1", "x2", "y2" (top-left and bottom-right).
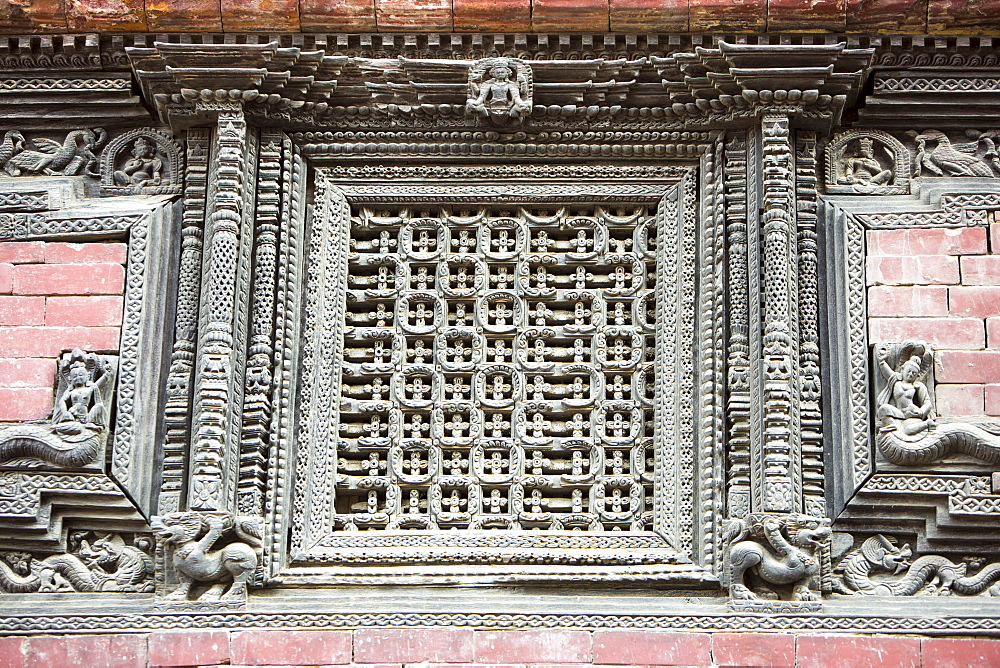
[
  {"x1": 282, "y1": 164, "x2": 719, "y2": 586},
  {"x1": 820, "y1": 178, "x2": 1000, "y2": 556}
]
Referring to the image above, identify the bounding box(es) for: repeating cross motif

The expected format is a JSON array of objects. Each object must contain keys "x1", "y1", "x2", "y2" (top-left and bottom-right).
[{"x1": 344, "y1": 207, "x2": 653, "y2": 530}]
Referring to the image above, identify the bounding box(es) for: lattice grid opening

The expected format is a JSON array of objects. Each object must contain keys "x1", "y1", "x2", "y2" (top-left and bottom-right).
[{"x1": 335, "y1": 204, "x2": 658, "y2": 533}]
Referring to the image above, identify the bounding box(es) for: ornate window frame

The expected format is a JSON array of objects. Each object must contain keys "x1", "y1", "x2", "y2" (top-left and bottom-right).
[{"x1": 268, "y1": 157, "x2": 726, "y2": 586}]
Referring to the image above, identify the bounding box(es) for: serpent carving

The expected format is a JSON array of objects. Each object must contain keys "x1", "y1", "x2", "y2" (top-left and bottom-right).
[
  {"x1": 841, "y1": 535, "x2": 1000, "y2": 596},
  {"x1": 874, "y1": 341, "x2": 1000, "y2": 465},
  {"x1": 0, "y1": 349, "x2": 116, "y2": 469}
]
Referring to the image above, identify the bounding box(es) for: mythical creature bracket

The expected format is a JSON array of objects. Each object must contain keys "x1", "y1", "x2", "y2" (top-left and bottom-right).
[
  {"x1": 723, "y1": 513, "x2": 831, "y2": 612},
  {"x1": 152, "y1": 512, "x2": 262, "y2": 608}
]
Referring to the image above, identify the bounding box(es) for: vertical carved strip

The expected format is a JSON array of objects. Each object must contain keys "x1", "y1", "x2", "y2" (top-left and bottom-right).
[
  {"x1": 724, "y1": 131, "x2": 751, "y2": 519},
  {"x1": 698, "y1": 139, "x2": 727, "y2": 570},
  {"x1": 265, "y1": 136, "x2": 305, "y2": 575},
  {"x1": 677, "y1": 173, "x2": 699, "y2": 557},
  {"x1": 238, "y1": 131, "x2": 280, "y2": 516},
  {"x1": 159, "y1": 128, "x2": 209, "y2": 514},
  {"x1": 190, "y1": 110, "x2": 248, "y2": 512},
  {"x1": 760, "y1": 113, "x2": 797, "y2": 513},
  {"x1": 796, "y1": 131, "x2": 825, "y2": 517},
  {"x1": 653, "y1": 187, "x2": 678, "y2": 547}
]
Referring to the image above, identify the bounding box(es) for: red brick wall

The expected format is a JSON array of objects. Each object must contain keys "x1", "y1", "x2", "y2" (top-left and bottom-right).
[
  {"x1": 0, "y1": 629, "x2": 997, "y2": 667},
  {"x1": 867, "y1": 216, "x2": 1000, "y2": 417},
  {"x1": 0, "y1": 241, "x2": 126, "y2": 422}
]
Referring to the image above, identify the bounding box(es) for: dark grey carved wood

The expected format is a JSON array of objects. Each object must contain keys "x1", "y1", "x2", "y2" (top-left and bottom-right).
[{"x1": 1, "y1": 32, "x2": 1000, "y2": 623}]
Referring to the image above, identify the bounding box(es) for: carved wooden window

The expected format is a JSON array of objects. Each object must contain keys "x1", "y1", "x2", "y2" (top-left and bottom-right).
[{"x1": 285, "y1": 164, "x2": 719, "y2": 584}]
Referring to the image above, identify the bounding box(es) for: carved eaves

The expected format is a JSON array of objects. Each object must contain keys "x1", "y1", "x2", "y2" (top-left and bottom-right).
[
  {"x1": 859, "y1": 71, "x2": 1000, "y2": 129},
  {"x1": 127, "y1": 41, "x2": 348, "y2": 127},
  {"x1": 652, "y1": 42, "x2": 873, "y2": 130}
]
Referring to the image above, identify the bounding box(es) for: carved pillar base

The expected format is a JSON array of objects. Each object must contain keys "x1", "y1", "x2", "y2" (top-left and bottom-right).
[{"x1": 722, "y1": 512, "x2": 831, "y2": 612}]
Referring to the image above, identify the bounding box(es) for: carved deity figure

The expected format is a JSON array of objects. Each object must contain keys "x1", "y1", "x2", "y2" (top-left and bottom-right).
[
  {"x1": 113, "y1": 137, "x2": 163, "y2": 187},
  {"x1": 839, "y1": 138, "x2": 892, "y2": 187},
  {"x1": 52, "y1": 349, "x2": 113, "y2": 436},
  {"x1": 874, "y1": 340, "x2": 1000, "y2": 465},
  {"x1": 0, "y1": 348, "x2": 116, "y2": 469},
  {"x1": 875, "y1": 343, "x2": 936, "y2": 436},
  {"x1": 467, "y1": 59, "x2": 532, "y2": 124}
]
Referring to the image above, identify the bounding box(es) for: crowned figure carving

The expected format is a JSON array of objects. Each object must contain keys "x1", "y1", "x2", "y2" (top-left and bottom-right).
[{"x1": 466, "y1": 58, "x2": 533, "y2": 125}]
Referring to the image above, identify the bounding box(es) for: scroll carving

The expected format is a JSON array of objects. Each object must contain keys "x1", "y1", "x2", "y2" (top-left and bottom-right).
[
  {"x1": 0, "y1": 349, "x2": 117, "y2": 470},
  {"x1": 874, "y1": 341, "x2": 1000, "y2": 465}
]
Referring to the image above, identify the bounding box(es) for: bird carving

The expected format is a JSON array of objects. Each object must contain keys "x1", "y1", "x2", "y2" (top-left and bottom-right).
[
  {"x1": 4, "y1": 129, "x2": 106, "y2": 176},
  {"x1": 0, "y1": 131, "x2": 25, "y2": 176},
  {"x1": 913, "y1": 129, "x2": 995, "y2": 177}
]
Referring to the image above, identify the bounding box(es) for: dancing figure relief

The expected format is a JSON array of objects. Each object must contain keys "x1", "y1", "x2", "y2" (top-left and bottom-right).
[
  {"x1": 875, "y1": 341, "x2": 1000, "y2": 465},
  {"x1": 0, "y1": 349, "x2": 117, "y2": 469}
]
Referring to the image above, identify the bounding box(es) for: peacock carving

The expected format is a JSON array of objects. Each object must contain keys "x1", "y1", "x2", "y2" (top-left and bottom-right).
[
  {"x1": 911, "y1": 129, "x2": 1000, "y2": 177},
  {"x1": 1, "y1": 128, "x2": 106, "y2": 177}
]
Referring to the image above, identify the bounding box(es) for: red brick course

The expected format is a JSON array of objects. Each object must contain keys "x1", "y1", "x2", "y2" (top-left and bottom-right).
[
  {"x1": 1, "y1": 630, "x2": 998, "y2": 667},
  {"x1": 935, "y1": 383, "x2": 986, "y2": 415},
  {"x1": 868, "y1": 286, "x2": 949, "y2": 317},
  {"x1": 592, "y1": 630, "x2": 712, "y2": 665},
  {"x1": 475, "y1": 631, "x2": 592, "y2": 664},
  {"x1": 936, "y1": 350, "x2": 1000, "y2": 383},
  {"x1": 148, "y1": 630, "x2": 229, "y2": 667},
  {"x1": 231, "y1": 630, "x2": 352, "y2": 666},
  {"x1": 355, "y1": 628, "x2": 474, "y2": 663},
  {"x1": 796, "y1": 634, "x2": 921, "y2": 668},
  {"x1": 868, "y1": 317, "x2": 984, "y2": 350},
  {"x1": 868, "y1": 228, "x2": 986, "y2": 257},
  {"x1": 866, "y1": 255, "x2": 960, "y2": 286}
]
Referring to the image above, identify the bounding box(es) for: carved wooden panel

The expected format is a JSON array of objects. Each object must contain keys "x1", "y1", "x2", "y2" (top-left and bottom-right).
[{"x1": 282, "y1": 164, "x2": 718, "y2": 585}]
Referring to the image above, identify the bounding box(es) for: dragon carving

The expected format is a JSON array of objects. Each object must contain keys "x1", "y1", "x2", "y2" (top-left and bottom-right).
[
  {"x1": 152, "y1": 512, "x2": 262, "y2": 602},
  {"x1": 723, "y1": 513, "x2": 831, "y2": 603},
  {"x1": 839, "y1": 535, "x2": 1000, "y2": 596},
  {"x1": 0, "y1": 532, "x2": 153, "y2": 593},
  {"x1": 875, "y1": 341, "x2": 1000, "y2": 465}
]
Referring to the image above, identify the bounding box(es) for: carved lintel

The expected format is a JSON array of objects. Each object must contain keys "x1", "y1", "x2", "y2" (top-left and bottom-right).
[
  {"x1": 0, "y1": 349, "x2": 117, "y2": 471},
  {"x1": 151, "y1": 511, "x2": 262, "y2": 607},
  {"x1": 722, "y1": 513, "x2": 831, "y2": 611}
]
